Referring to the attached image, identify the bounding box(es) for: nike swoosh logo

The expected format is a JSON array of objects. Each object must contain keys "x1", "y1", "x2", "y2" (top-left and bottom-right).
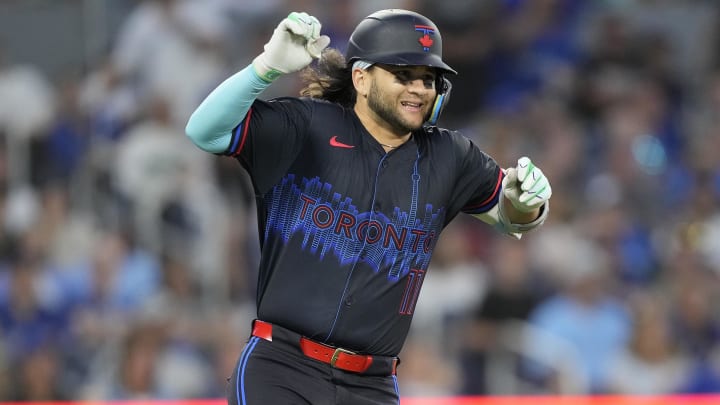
[{"x1": 329, "y1": 136, "x2": 354, "y2": 149}]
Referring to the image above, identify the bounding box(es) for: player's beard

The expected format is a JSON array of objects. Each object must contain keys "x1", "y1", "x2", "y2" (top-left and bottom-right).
[{"x1": 367, "y1": 79, "x2": 428, "y2": 134}]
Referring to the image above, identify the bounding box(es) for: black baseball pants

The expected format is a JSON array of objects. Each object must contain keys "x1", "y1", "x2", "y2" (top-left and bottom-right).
[{"x1": 226, "y1": 334, "x2": 400, "y2": 405}]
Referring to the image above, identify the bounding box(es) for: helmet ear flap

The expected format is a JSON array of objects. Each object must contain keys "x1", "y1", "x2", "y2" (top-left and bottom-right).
[{"x1": 427, "y1": 76, "x2": 452, "y2": 125}]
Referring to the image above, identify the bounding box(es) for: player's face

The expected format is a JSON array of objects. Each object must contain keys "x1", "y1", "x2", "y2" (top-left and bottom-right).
[{"x1": 367, "y1": 65, "x2": 436, "y2": 134}]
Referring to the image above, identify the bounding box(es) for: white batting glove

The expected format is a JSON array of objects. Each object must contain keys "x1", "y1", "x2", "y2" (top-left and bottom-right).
[
  {"x1": 502, "y1": 157, "x2": 552, "y2": 213},
  {"x1": 252, "y1": 12, "x2": 331, "y2": 82}
]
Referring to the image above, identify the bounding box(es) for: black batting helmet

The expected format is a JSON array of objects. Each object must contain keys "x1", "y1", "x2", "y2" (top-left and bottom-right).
[{"x1": 345, "y1": 9, "x2": 457, "y2": 75}]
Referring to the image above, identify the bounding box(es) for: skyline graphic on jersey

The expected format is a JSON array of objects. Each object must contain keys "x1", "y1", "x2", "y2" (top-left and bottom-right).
[{"x1": 264, "y1": 174, "x2": 446, "y2": 281}]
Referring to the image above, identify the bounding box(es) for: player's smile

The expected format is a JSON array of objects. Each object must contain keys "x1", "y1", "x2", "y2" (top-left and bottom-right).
[
  {"x1": 400, "y1": 100, "x2": 424, "y2": 113},
  {"x1": 397, "y1": 98, "x2": 429, "y2": 126},
  {"x1": 396, "y1": 88, "x2": 433, "y2": 122}
]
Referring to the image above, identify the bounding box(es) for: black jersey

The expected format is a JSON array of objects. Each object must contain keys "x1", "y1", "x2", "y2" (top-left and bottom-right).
[{"x1": 224, "y1": 97, "x2": 502, "y2": 356}]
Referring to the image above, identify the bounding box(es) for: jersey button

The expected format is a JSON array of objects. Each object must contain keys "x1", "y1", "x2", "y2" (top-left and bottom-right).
[
  {"x1": 344, "y1": 296, "x2": 354, "y2": 306},
  {"x1": 381, "y1": 160, "x2": 389, "y2": 168}
]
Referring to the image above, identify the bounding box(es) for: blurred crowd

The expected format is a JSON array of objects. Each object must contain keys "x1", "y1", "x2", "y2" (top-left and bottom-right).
[{"x1": 0, "y1": 0, "x2": 720, "y2": 401}]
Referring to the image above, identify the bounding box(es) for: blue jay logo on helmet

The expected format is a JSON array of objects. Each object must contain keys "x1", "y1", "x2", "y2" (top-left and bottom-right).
[{"x1": 415, "y1": 25, "x2": 435, "y2": 52}]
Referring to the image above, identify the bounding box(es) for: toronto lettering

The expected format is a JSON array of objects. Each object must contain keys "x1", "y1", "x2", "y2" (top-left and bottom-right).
[{"x1": 298, "y1": 194, "x2": 435, "y2": 253}]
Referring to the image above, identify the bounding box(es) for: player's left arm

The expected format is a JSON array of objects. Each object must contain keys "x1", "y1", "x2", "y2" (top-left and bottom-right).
[{"x1": 473, "y1": 157, "x2": 551, "y2": 238}]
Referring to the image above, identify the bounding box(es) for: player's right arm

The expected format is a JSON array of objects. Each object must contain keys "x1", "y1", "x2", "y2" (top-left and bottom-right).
[{"x1": 185, "y1": 12, "x2": 330, "y2": 153}]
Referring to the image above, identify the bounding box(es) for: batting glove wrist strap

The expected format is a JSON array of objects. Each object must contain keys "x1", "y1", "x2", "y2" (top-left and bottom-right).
[
  {"x1": 252, "y1": 55, "x2": 285, "y2": 83},
  {"x1": 497, "y1": 198, "x2": 549, "y2": 234},
  {"x1": 252, "y1": 11, "x2": 330, "y2": 82}
]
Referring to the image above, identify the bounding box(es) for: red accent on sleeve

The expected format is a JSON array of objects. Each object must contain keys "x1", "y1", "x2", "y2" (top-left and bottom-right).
[
  {"x1": 464, "y1": 169, "x2": 503, "y2": 210},
  {"x1": 232, "y1": 107, "x2": 253, "y2": 157}
]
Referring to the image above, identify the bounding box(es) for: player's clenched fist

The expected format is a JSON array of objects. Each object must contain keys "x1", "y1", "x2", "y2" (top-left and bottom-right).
[
  {"x1": 502, "y1": 157, "x2": 552, "y2": 213},
  {"x1": 253, "y1": 12, "x2": 331, "y2": 82}
]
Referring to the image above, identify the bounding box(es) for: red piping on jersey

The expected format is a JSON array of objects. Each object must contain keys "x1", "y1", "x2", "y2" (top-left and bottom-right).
[
  {"x1": 232, "y1": 107, "x2": 253, "y2": 157},
  {"x1": 463, "y1": 169, "x2": 503, "y2": 211}
]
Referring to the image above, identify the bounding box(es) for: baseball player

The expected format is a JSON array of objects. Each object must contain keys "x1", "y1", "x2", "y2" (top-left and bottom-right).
[{"x1": 186, "y1": 9, "x2": 551, "y2": 405}]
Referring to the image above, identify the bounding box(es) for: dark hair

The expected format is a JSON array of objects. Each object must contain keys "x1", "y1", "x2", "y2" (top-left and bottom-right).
[{"x1": 300, "y1": 48, "x2": 356, "y2": 108}]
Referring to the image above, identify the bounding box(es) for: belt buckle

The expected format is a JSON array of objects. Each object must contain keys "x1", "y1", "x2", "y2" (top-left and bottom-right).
[{"x1": 330, "y1": 347, "x2": 356, "y2": 367}]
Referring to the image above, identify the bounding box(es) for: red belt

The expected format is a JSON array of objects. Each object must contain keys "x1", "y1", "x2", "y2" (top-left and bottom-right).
[{"x1": 252, "y1": 320, "x2": 398, "y2": 375}]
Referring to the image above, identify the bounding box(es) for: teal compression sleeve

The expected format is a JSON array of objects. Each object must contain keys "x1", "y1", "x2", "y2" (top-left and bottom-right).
[{"x1": 185, "y1": 65, "x2": 272, "y2": 153}]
